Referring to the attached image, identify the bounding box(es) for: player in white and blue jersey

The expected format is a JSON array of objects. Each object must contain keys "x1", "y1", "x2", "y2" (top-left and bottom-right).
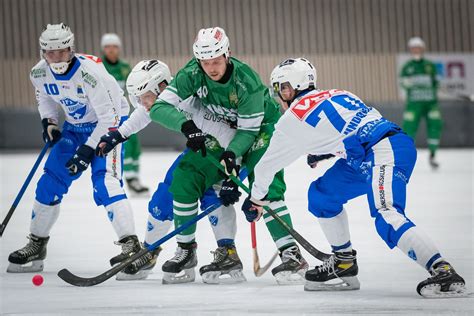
[
  {"x1": 242, "y1": 58, "x2": 466, "y2": 298},
  {"x1": 7, "y1": 24, "x2": 142, "y2": 273}
]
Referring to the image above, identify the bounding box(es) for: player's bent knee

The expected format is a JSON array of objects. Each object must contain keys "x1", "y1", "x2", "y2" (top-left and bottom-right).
[
  {"x1": 374, "y1": 209, "x2": 415, "y2": 249},
  {"x1": 148, "y1": 182, "x2": 174, "y2": 221},
  {"x1": 307, "y1": 181, "x2": 343, "y2": 218},
  {"x1": 35, "y1": 172, "x2": 68, "y2": 205}
]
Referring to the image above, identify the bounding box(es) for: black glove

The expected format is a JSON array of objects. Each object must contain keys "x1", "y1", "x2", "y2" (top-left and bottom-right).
[
  {"x1": 307, "y1": 154, "x2": 335, "y2": 168},
  {"x1": 219, "y1": 151, "x2": 239, "y2": 177},
  {"x1": 65, "y1": 145, "x2": 95, "y2": 176},
  {"x1": 181, "y1": 120, "x2": 206, "y2": 157},
  {"x1": 41, "y1": 118, "x2": 62, "y2": 145},
  {"x1": 219, "y1": 170, "x2": 242, "y2": 206},
  {"x1": 95, "y1": 130, "x2": 127, "y2": 157},
  {"x1": 241, "y1": 196, "x2": 266, "y2": 222}
]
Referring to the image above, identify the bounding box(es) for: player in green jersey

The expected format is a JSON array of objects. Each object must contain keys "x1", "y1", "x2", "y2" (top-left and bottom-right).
[
  {"x1": 101, "y1": 33, "x2": 150, "y2": 193},
  {"x1": 400, "y1": 37, "x2": 442, "y2": 169},
  {"x1": 149, "y1": 27, "x2": 308, "y2": 285}
]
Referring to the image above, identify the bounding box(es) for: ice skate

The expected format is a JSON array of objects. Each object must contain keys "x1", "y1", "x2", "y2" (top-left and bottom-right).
[
  {"x1": 126, "y1": 178, "x2": 150, "y2": 197},
  {"x1": 304, "y1": 250, "x2": 360, "y2": 291},
  {"x1": 271, "y1": 245, "x2": 308, "y2": 285},
  {"x1": 429, "y1": 153, "x2": 439, "y2": 169},
  {"x1": 200, "y1": 245, "x2": 246, "y2": 284},
  {"x1": 109, "y1": 235, "x2": 142, "y2": 267},
  {"x1": 162, "y1": 242, "x2": 197, "y2": 284},
  {"x1": 116, "y1": 246, "x2": 162, "y2": 281},
  {"x1": 7, "y1": 234, "x2": 49, "y2": 273},
  {"x1": 417, "y1": 261, "x2": 466, "y2": 298}
]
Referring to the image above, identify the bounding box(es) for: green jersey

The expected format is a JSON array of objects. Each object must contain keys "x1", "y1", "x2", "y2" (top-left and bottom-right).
[
  {"x1": 102, "y1": 57, "x2": 131, "y2": 91},
  {"x1": 150, "y1": 57, "x2": 281, "y2": 157},
  {"x1": 400, "y1": 58, "x2": 439, "y2": 103}
]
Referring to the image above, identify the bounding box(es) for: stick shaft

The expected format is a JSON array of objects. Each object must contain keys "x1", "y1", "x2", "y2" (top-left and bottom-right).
[{"x1": 0, "y1": 143, "x2": 50, "y2": 237}]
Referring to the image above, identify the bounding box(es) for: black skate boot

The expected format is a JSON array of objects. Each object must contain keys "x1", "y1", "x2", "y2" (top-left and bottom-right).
[
  {"x1": 126, "y1": 178, "x2": 149, "y2": 197},
  {"x1": 162, "y1": 242, "x2": 197, "y2": 284},
  {"x1": 117, "y1": 246, "x2": 163, "y2": 281},
  {"x1": 304, "y1": 250, "x2": 360, "y2": 291},
  {"x1": 199, "y1": 245, "x2": 246, "y2": 284},
  {"x1": 109, "y1": 235, "x2": 142, "y2": 268},
  {"x1": 417, "y1": 261, "x2": 466, "y2": 298},
  {"x1": 429, "y1": 152, "x2": 439, "y2": 169},
  {"x1": 271, "y1": 245, "x2": 309, "y2": 285},
  {"x1": 7, "y1": 234, "x2": 49, "y2": 273}
]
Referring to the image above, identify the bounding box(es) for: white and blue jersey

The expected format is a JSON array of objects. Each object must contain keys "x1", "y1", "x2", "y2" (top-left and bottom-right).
[
  {"x1": 251, "y1": 89, "x2": 441, "y2": 269},
  {"x1": 30, "y1": 54, "x2": 130, "y2": 207}
]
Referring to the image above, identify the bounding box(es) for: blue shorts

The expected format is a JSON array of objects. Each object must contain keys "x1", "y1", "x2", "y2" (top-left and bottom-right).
[
  {"x1": 35, "y1": 120, "x2": 127, "y2": 207},
  {"x1": 308, "y1": 133, "x2": 417, "y2": 248}
]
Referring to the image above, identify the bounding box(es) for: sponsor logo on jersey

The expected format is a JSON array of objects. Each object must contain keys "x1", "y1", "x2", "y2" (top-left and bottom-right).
[
  {"x1": 229, "y1": 90, "x2": 238, "y2": 106},
  {"x1": 60, "y1": 97, "x2": 87, "y2": 120},
  {"x1": 31, "y1": 68, "x2": 47, "y2": 78},
  {"x1": 408, "y1": 249, "x2": 417, "y2": 261},
  {"x1": 76, "y1": 84, "x2": 84, "y2": 95},
  {"x1": 81, "y1": 70, "x2": 97, "y2": 88},
  {"x1": 290, "y1": 90, "x2": 333, "y2": 120}
]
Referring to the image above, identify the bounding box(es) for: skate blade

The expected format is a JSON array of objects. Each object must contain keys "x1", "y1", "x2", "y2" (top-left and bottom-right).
[
  {"x1": 201, "y1": 269, "x2": 247, "y2": 284},
  {"x1": 128, "y1": 191, "x2": 150, "y2": 198},
  {"x1": 162, "y1": 268, "x2": 195, "y2": 284},
  {"x1": 419, "y1": 283, "x2": 468, "y2": 298},
  {"x1": 304, "y1": 276, "x2": 360, "y2": 291},
  {"x1": 116, "y1": 269, "x2": 151, "y2": 281},
  {"x1": 274, "y1": 269, "x2": 306, "y2": 285},
  {"x1": 6, "y1": 260, "x2": 44, "y2": 273}
]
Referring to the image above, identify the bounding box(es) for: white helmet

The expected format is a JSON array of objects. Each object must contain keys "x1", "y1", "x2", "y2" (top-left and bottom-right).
[
  {"x1": 39, "y1": 23, "x2": 75, "y2": 74},
  {"x1": 126, "y1": 60, "x2": 172, "y2": 107},
  {"x1": 408, "y1": 37, "x2": 425, "y2": 48},
  {"x1": 270, "y1": 58, "x2": 317, "y2": 96},
  {"x1": 101, "y1": 33, "x2": 122, "y2": 49},
  {"x1": 193, "y1": 27, "x2": 230, "y2": 60}
]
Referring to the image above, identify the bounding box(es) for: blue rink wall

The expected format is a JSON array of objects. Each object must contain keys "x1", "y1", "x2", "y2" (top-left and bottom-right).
[{"x1": 0, "y1": 101, "x2": 473, "y2": 149}]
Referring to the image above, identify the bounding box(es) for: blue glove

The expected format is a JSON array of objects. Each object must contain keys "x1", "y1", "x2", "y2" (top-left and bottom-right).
[
  {"x1": 66, "y1": 145, "x2": 95, "y2": 176},
  {"x1": 241, "y1": 196, "x2": 265, "y2": 222},
  {"x1": 96, "y1": 130, "x2": 127, "y2": 157}
]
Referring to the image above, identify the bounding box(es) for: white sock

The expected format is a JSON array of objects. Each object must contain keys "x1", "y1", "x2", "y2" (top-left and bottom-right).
[
  {"x1": 209, "y1": 205, "x2": 237, "y2": 243},
  {"x1": 144, "y1": 215, "x2": 172, "y2": 247},
  {"x1": 397, "y1": 226, "x2": 443, "y2": 270},
  {"x1": 318, "y1": 209, "x2": 352, "y2": 252},
  {"x1": 30, "y1": 200, "x2": 60, "y2": 238},
  {"x1": 105, "y1": 199, "x2": 136, "y2": 240}
]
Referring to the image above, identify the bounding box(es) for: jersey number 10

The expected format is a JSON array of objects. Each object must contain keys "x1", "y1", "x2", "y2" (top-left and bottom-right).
[{"x1": 44, "y1": 83, "x2": 59, "y2": 95}]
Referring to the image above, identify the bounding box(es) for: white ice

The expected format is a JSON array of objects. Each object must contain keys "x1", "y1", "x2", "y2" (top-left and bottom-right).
[{"x1": 0, "y1": 149, "x2": 473, "y2": 315}]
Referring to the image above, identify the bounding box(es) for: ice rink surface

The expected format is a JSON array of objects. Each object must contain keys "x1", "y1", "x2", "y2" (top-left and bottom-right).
[{"x1": 0, "y1": 149, "x2": 472, "y2": 315}]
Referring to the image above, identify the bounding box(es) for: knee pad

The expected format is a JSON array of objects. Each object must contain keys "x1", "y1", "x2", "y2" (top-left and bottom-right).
[
  {"x1": 35, "y1": 172, "x2": 67, "y2": 205},
  {"x1": 148, "y1": 182, "x2": 174, "y2": 221},
  {"x1": 92, "y1": 174, "x2": 126, "y2": 206},
  {"x1": 307, "y1": 181, "x2": 343, "y2": 218}
]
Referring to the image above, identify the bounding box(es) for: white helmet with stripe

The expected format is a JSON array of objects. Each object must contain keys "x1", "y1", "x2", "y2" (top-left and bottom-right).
[
  {"x1": 126, "y1": 59, "x2": 171, "y2": 107},
  {"x1": 193, "y1": 27, "x2": 230, "y2": 60},
  {"x1": 270, "y1": 58, "x2": 317, "y2": 96},
  {"x1": 39, "y1": 23, "x2": 75, "y2": 74}
]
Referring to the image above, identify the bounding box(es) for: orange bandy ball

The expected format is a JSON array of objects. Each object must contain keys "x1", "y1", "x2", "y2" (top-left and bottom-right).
[{"x1": 32, "y1": 274, "x2": 44, "y2": 286}]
